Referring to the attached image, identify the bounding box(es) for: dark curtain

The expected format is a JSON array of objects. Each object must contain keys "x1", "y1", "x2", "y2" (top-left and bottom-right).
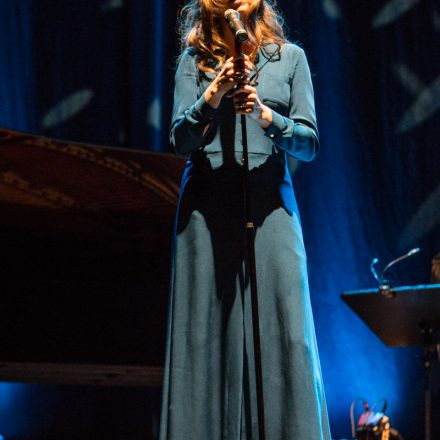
[{"x1": 1, "y1": 0, "x2": 439, "y2": 438}]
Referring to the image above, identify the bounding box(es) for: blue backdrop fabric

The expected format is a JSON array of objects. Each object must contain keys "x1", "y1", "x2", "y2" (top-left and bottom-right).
[{"x1": 0, "y1": 1, "x2": 439, "y2": 439}]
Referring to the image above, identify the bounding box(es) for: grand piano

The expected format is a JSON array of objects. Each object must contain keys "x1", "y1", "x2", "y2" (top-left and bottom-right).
[{"x1": 0, "y1": 127, "x2": 185, "y2": 386}]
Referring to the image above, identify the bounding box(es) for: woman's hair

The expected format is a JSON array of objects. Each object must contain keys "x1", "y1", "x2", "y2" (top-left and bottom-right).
[{"x1": 178, "y1": 0, "x2": 287, "y2": 74}]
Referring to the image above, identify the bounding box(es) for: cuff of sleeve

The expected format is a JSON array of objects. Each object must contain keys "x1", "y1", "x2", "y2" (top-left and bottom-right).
[
  {"x1": 263, "y1": 110, "x2": 287, "y2": 141},
  {"x1": 189, "y1": 93, "x2": 218, "y2": 122}
]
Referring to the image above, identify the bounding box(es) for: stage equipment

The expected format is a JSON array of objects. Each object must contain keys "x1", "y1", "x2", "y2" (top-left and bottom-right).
[
  {"x1": 342, "y1": 284, "x2": 440, "y2": 440},
  {"x1": 370, "y1": 248, "x2": 420, "y2": 298},
  {"x1": 350, "y1": 398, "x2": 404, "y2": 439},
  {"x1": 0, "y1": 127, "x2": 185, "y2": 386},
  {"x1": 224, "y1": 9, "x2": 266, "y2": 439}
]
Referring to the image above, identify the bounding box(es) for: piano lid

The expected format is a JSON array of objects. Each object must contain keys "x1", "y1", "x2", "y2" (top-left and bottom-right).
[{"x1": 0, "y1": 128, "x2": 186, "y2": 379}]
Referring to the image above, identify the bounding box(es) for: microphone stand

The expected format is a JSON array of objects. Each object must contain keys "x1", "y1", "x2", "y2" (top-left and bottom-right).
[{"x1": 236, "y1": 39, "x2": 266, "y2": 440}]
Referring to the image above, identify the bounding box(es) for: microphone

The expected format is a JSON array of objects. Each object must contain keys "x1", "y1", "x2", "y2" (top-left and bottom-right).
[
  {"x1": 224, "y1": 9, "x2": 248, "y2": 43},
  {"x1": 379, "y1": 247, "x2": 420, "y2": 284},
  {"x1": 370, "y1": 248, "x2": 421, "y2": 298},
  {"x1": 370, "y1": 257, "x2": 380, "y2": 283}
]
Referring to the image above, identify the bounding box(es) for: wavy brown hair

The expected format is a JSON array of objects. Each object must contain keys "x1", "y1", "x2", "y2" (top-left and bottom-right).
[{"x1": 178, "y1": 0, "x2": 287, "y2": 74}]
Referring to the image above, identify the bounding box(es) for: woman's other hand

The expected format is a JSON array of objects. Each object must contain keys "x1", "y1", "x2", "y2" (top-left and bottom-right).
[{"x1": 228, "y1": 83, "x2": 273, "y2": 128}]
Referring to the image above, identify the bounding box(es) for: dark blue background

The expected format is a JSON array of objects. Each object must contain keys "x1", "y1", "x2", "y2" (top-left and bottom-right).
[{"x1": 1, "y1": 1, "x2": 439, "y2": 438}]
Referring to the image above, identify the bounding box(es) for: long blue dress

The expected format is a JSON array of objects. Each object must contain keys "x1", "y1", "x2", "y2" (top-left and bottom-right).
[{"x1": 159, "y1": 43, "x2": 331, "y2": 440}]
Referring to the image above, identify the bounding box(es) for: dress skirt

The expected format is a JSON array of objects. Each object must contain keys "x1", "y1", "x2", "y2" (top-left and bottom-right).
[{"x1": 159, "y1": 150, "x2": 330, "y2": 440}]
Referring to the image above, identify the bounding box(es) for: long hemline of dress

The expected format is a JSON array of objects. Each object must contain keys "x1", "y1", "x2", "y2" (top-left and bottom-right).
[{"x1": 159, "y1": 150, "x2": 331, "y2": 439}]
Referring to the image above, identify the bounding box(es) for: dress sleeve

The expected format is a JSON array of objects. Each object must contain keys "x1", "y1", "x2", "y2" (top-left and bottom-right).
[
  {"x1": 263, "y1": 47, "x2": 319, "y2": 162},
  {"x1": 169, "y1": 50, "x2": 218, "y2": 156}
]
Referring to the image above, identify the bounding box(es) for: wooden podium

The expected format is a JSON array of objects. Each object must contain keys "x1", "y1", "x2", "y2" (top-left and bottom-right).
[{"x1": 342, "y1": 284, "x2": 440, "y2": 440}]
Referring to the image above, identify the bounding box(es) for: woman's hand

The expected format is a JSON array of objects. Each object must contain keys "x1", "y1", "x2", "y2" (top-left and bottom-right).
[
  {"x1": 228, "y1": 84, "x2": 273, "y2": 128},
  {"x1": 204, "y1": 55, "x2": 253, "y2": 109}
]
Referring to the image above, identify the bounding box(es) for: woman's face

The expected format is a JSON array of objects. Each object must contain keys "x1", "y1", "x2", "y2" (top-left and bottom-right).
[{"x1": 222, "y1": 0, "x2": 260, "y2": 20}]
